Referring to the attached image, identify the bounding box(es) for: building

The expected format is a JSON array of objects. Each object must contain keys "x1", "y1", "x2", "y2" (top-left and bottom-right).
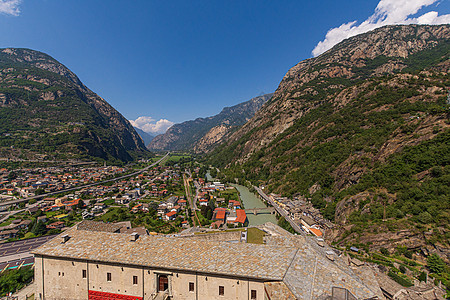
[{"x1": 32, "y1": 221, "x2": 381, "y2": 300}]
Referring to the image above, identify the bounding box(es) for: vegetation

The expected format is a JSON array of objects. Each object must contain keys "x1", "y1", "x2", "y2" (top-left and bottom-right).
[
  {"x1": 247, "y1": 227, "x2": 265, "y2": 244},
  {"x1": 0, "y1": 266, "x2": 34, "y2": 297},
  {"x1": 208, "y1": 33, "x2": 450, "y2": 251},
  {"x1": 0, "y1": 49, "x2": 150, "y2": 164}
]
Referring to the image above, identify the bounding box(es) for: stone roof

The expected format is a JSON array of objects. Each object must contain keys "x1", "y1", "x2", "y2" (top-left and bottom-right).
[
  {"x1": 32, "y1": 226, "x2": 297, "y2": 281},
  {"x1": 76, "y1": 220, "x2": 122, "y2": 233},
  {"x1": 32, "y1": 222, "x2": 380, "y2": 299},
  {"x1": 264, "y1": 282, "x2": 296, "y2": 300}
]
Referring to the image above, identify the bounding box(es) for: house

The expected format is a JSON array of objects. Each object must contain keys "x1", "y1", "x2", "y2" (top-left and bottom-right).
[
  {"x1": 0, "y1": 229, "x2": 18, "y2": 240},
  {"x1": 213, "y1": 208, "x2": 227, "y2": 223},
  {"x1": 229, "y1": 200, "x2": 241, "y2": 209},
  {"x1": 37, "y1": 216, "x2": 48, "y2": 223},
  {"x1": 166, "y1": 196, "x2": 178, "y2": 209},
  {"x1": 199, "y1": 199, "x2": 209, "y2": 206},
  {"x1": 227, "y1": 209, "x2": 247, "y2": 226},
  {"x1": 178, "y1": 199, "x2": 187, "y2": 207},
  {"x1": 46, "y1": 221, "x2": 65, "y2": 230},
  {"x1": 157, "y1": 203, "x2": 167, "y2": 216},
  {"x1": 164, "y1": 211, "x2": 177, "y2": 221},
  {"x1": 300, "y1": 215, "x2": 316, "y2": 232},
  {"x1": 181, "y1": 220, "x2": 189, "y2": 228},
  {"x1": 92, "y1": 202, "x2": 106, "y2": 213},
  {"x1": 115, "y1": 196, "x2": 129, "y2": 205}
]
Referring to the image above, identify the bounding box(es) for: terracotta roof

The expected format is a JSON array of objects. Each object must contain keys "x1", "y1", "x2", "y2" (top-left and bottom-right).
[
  {"x1": 309, "y1": 228, "x2": 323, "y2": 237},
  {"x1": 215, "y1": 210, "x2": 226, "y2": 220},
  {"x1": 234, "y1": 209, "x2": 247, "y2": 224}
]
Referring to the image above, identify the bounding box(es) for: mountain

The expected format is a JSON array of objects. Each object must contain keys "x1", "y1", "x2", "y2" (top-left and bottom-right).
[
  {"x1": 148, "y1": 93, "x2": 273, "y2": 152},
  {"x1": 133, "y1": 127, "x2": 155, "y2": 146},
  {"x1": 209, "y1": 25, "x2": 449, "y2": 252},
  {"x1": 0, "y1": 48, "x2": 149, "y2": 163}
]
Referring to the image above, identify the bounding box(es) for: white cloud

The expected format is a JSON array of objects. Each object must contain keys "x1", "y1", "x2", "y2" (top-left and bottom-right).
[
  {"x1": 129, "y1": 116, "x2": 174, "y2": 135},
  {"x1": 312, "y1": 0, "x2": 450, "y2": 57},
  {"x1": 0, "y1": 0, "x2": 21, "y2": 16}
]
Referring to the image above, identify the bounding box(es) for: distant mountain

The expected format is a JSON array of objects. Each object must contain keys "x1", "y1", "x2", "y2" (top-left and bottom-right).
[
  {"x1": 0, "y1": 48, "x2": 149, "y2": 162},
  {"x1": 148, "y1": 93, "x2": 273, "y2": 152},
  {"x1": 209, "y1": 25, "x2": 450, "y2": 252},
  {"x1": 133, "y1": 127, "x2": 155, "y2": 146}
]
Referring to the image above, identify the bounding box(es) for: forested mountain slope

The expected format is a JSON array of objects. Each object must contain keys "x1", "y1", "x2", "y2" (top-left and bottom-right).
[
  {"x1": 0, "y1": 48, "x2": 149, "y2": 163},
  {"x1": 209, "y1": 25, "x2": 450, "y2": 252}
]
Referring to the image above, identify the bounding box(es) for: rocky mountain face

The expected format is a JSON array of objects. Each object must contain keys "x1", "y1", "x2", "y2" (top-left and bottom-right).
[
  {"x1": 209, "y1": 25, "x2": 449, "y2": 253},
  {"x1": 134, "y1": 127, "x2": 155, "y2": 146},
  {"x1": 0, "y1": 48, "x2": 149, "y2": 162},
  {"x1": 148, "y1": 93, "x2": 273, "y2": 152}
]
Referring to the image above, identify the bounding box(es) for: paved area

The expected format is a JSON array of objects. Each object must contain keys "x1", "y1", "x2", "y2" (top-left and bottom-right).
[
  {"x1": 0, "y1": 235, "x2": 57, "y2": 259},
  {"x1": 0, "y1": 235, "x2": 57, "y2": 271}
]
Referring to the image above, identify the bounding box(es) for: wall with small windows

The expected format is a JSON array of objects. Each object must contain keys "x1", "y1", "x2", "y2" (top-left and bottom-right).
[
  {"x1": 35, "y1": 256, "x2": 89, "y2": 300},
  {"x1": 87, "y1": 260, "x2": 143, "y2": 297},
  {"x1": 35, "y1": 255, "x2": 266, "y2": 300}
]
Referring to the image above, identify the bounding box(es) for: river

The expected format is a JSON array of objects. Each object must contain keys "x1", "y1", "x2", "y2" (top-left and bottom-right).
[
  {"x1": 206, "y1": 171, "x2": 277, "y2": 225},
  {"x1": 230, "y1": 184, "x2": 278, "y2": 225}
]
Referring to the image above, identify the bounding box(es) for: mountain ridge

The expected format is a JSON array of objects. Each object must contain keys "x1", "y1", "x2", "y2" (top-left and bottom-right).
[
  {"x1": 0, "y1": 48, "x2": 149, "y2": 163},
  {"x1": 148, "y1": 93, "x2": 273, "y2": 152},
  {"x1": 208, "y1": 24, "x2": 450, "y2": 253}
]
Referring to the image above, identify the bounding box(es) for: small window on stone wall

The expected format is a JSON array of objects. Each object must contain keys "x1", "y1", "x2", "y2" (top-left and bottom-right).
[
  {"x1": 107, "y1": 272, "x2": 112, "y2": 282},
  {"x1": 189, "y1": 282, "x2": 194, "y2": 292},
  {"x1": 219, "y1": 286, "x2": 224, "y2": 296},
  {"x1": 82, "y1": 269, "x2": 87, "y2": 278},
  {"x1": 251, "y1": 289, "x2": 257, "y2": 299},
  {"x1": 133, "y1": 276, "x2": 138, "y2": 285}
]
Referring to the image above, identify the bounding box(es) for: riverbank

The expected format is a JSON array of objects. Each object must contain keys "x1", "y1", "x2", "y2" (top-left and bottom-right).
[{"x1": 230, "y1": 184, "x2": 277, "y2": 226}]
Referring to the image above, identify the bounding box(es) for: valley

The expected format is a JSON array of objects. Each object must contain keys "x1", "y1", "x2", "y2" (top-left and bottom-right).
[{"x1": 0, "y1": 23, "x2": 449, "y2": 299}]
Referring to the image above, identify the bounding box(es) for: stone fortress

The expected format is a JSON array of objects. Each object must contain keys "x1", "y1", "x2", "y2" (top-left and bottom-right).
[{"x1": 32, "y1": 220, "x2": 385, "y2": 300}]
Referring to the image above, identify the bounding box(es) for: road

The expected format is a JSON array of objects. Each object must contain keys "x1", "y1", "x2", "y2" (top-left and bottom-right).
[
  {"x1": 0, "y1": 235, "x2": 58, "y2": 271},
  {"x1": 253, "y1": 186, "x2": 304, "y2": 235},
  {"x1": 183, "y1": 173, "x2": 200, "y2": 225},
  {"x1": 0, "y1": 235, "x2": 57, "y2": 258},
  {"x1": 0, "y1": 152, "x2": 170, "y2": 208}
]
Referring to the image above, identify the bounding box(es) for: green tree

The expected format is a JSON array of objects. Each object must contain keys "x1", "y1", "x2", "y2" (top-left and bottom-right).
[
  {"x1": 427, "y1": 254, "x2": 445, "y2": 274},
  {"x1": 31, "y1": 220, "x2": 47, "y2": 236}
]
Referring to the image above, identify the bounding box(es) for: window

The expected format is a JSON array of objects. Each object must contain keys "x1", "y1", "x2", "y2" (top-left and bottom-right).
[
  {"x1": 133, "y1": 276, "x2": 138, "y2": 285},
  {"x1": 82, "y1": 270, "x2": 87, "y2": 279},
  {"x1": 219, "y1": 286, "x2": 224, "y2": 296},
  {"x1": 107, "y1": 272, "x2": 112, "y2": 282},
  {"x1": 189, "y1": 282, "x2": 194, "y2": 292},
  {"x1": 251, "y1": 290, "x2": 257, "y2": 299}
]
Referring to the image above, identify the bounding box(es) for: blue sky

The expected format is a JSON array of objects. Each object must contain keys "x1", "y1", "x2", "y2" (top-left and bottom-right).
[{"x1": 1, "y1": 0, "x2": 449, "y2": 134}]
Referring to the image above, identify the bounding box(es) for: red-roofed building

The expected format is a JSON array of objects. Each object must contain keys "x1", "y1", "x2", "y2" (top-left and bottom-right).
[
  {"x1": 309, "y1": 227, "x2": 323, "y2": 237},
  {"x1": 164, "y1": 211, "x2": 177, "y2": 221},
  {"x1": 214, "y1": 209, "x2": 226, "y2": 222}
]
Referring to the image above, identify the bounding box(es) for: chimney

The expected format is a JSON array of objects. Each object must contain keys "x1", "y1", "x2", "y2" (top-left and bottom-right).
[
  {"x1": 130, "y1": 232, "x2": 139, "y2": 242},
  {"x1": 61, "y1": 234, "x2": 70, "y2": 243}
]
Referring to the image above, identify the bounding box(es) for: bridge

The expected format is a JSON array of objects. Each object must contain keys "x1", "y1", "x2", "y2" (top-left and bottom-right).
[{"x1": 244, "y1": 207, "x2": 276, "y2": 215}]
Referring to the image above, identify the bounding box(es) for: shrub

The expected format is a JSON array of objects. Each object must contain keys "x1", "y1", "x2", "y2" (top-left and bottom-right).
[
  {"x1": 388, "y1": 269, "x2": 413, "y2": 287},
  {"x1": 427, "y1": 254, "x2": 445, "y2": 274}
]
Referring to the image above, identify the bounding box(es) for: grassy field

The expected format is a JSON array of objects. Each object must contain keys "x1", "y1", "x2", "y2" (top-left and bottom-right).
[{"x1": 247, "y1": 227, "x2": 265, "y2": 244}]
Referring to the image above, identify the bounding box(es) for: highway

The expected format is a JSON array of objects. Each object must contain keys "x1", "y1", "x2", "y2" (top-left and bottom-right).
[
  {"x1": 253, "y1": 186, "x2": 305, "y2": 235},
  {"x1": 0, "y1": 152, "x2": 170, "y2": 208},
  {"x1": 0, "y1": 235, "x2": 57, "y2": 258},
  {"x1": 0, "y1": 234, "x2": 58, "y2": 271}
]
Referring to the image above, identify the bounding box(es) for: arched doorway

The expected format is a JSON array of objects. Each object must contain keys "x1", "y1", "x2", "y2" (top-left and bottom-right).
[{"x1": 158, "y1": 275, "x2": 169, "y2": 292}]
